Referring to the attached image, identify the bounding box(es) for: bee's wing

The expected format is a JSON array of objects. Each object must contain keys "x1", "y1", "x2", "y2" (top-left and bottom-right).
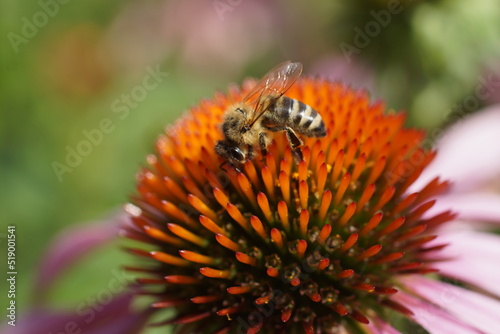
[{"x1": 244, "y1": 61, "x2": 303, "y2": 126}]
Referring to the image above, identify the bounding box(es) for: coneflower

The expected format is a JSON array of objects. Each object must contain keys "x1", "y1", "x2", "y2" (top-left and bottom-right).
[{"x1": 121, "y1": 76, "x2": 481, "y2": 333}]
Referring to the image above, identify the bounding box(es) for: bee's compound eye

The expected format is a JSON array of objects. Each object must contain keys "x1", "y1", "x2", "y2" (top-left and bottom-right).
[{"x1": 230, "y1": 147, "x2": 245, "y2": 162}]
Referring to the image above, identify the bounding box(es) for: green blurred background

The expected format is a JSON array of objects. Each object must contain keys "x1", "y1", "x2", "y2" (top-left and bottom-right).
[{"x1": 1, "y1": 0, "x2": 499, "y2": 332}]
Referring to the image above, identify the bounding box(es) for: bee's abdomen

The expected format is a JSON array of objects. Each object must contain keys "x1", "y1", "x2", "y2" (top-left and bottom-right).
[{"x1": 274, "y1": 97, "x2": 326, "y2": 137}]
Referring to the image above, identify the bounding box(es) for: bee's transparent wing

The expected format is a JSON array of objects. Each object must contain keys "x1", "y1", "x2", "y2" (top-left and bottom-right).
[{"x1": 243, "y1": 61, "x2": 303, "y2": 126}]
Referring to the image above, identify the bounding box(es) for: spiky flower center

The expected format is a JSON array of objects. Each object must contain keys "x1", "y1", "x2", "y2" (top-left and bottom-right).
[{"x1": 123, "y1": 79, "x2": 453, "y2": 334}]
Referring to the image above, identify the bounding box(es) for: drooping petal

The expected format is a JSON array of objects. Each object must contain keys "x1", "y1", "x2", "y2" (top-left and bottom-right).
[
  {"x1": 392, "y1": 291, "x2": 481, "y2": 334},
  {"x1": 412, "y1": 105, "x2": 500, "y2": 192},
  {"x1": 399, "y1": 276, "x2": 500, "y2": 333},
  {"x1": 36, "y1": 212, "x2": 126, "y2": 295},
  {"x1": 0, "y1": 292, "x2": 152, "y2": 334},
  {"x1": 424, "y1": 229, "x2": 500, "y2": 297}
]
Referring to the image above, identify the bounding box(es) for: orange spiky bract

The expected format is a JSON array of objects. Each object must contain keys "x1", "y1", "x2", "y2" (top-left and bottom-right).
[{"x1": 122, "y1": 78, "x2": 452, "y2": 333}]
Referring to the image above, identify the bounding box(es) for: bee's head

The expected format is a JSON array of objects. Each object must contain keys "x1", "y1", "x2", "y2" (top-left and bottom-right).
[
  {"x1": 215, "y1": 140, "x2": 246, "y2": 165},
  {"x1": 222, "y1": 107, "x2": 248, "y2": 139}
]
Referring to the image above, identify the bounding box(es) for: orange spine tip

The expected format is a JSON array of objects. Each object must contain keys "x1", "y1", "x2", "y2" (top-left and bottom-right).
[
  {"x1": 235, "y1": 252, "x2": 258, "y2": 266},
  {"x1": 331, "y1": 302, "x2": 348, "y2": 316},
  {"x1": 319, "y1": 190, "x2": 333, "y2": 221},
  {"x1": 179, "y1": 250, "x2": 217, "y2": 265},
  {"x1": 261, "y1": 166, "x2": 275, "y2": 199},
  {"x1": 142, "y1": 225, "x2": 185, "y2": 246},
  {"x1": 360, "y1": 137, "x2": 373, "y2": 158},
  {"x1": 378, "y1": 217, "x2": 405, "y2": 236},
  {"x1": 340, "y1": 233, "x2": 358, "y2": 252},
  {"x1": 199, "y1": 215, "x2": 226, "y2": 235},
  {"x1": 290, "y1": 278, "x2": 301, "y2": 286},
  {"x1": 392, "y1": 192, "x2": 418, "y2": 214},
  {"x1": 297, "y1": 239, "x2": 307, "y2": 259},
  {"x1": 337, "y1": 269, "x2": 354, "y2": 278},
  {"x1": 372, "y1": 186, "x2": 396, "y2": 213},
  {"x1": 255, "y1": 295, "x2": 272, "y2": 305},
  {"x1": 326, "y1": 139, "x2": 339, "y2": 166},
  {"x1": 298, "y1": 160, "x2": 308, "y2": 183},
  {"x1": 277, "y1": 201, "x2": 290, "y2": 231},
  {"x1": 355, "y1": 184, "x2": 375, "y2": 214},
  {"x1": 280, "y1": 157, "x2": 292, "y2": 176},
  {"x1": 226, "y1": 203, "x2": 249, "y2": 231},
  {"x1": 266, "y1": 152, "x2": 277, "y2": 178},
  {"x1": 182, "y1": 176, "x2": 209, "y2": 204},
  {"x1": 243, "y1": 160, "x2": 260, "y2": 187},
  {"x1": 372, "y1": 252, "x2": 404, "y2": 264},
  {"x1": 302, "y1": 146, "x2": 311, "y2": 166},
  {"x1": 250, "y1": 215, "x2": 268, "y2": 241},
  {"x1": 217, "y1": 306, "x2": 243, "y2": 316},
  {"x1": 213, "y1": 187, "x2": 230, "y2": 208},
  {"x1": 270, "y1": 228, "x2": 285, "y2": 250},
  {"x1": 166, "y1": 156, "x2": 187, "y2": 178},
  {"x1": 215, "y1": 233, "x2": 241, "y2": 252},
  {"x1": 161, "y1": 200, "x2": 197, "y2": 228},
  {"x1": 188, "y1": 194, "x2": 218, "y2": 222},
  {"x1": 360, "y1": 212, "x2": 383, "y2": 236},
  {"x1": 317, "y1": 258, "x2": 330, "y2": 271},
  {"x1": 366, "y1": 156, "x2": 386, "y2": 186},
  {"x1": 334, "y1": 173, "x2": 351, "y2": 205},
  {"x1": 281, "y1": 308, "x2": 293, "y2": 322},
  {"x1": 351, "y1": 153, "x2": 366, "y2": 183},
  {"x1": 332, "y1": 150, "x2": 345, "y2": 185},
  {"x1": 191, "y1": 295, "x2": 222, "y2": 304},
  {"x1": 299, "y1": 210, "x2": 309, "y2": 237},
  {"x1": 309, "y1": 293, "x2": 322, "y2": 302},
  {"x1": 310, "y1": 140, "x2": 322, "y2": 169},
  {"x1": 316, "y1": 163, "x2": 328, "y2": 196},
  {"x1": 237, "y1": 173, "x2": 256, "y2": 207},
  {"x1": 199, "y1": 267, "x2": 232, "y2": 279},
  {"x1": 339, "y1": 202, "x2": 356, "y2": 226},
  {"x1": 267, "y1": 268, "x2": 279, "y2": 277},
  {"x1": 318, "y1": 224, "x2": 332, "y2": 244},
  {"x1": 163, "y1": 176, "x2": 187, "y2": 202},
  {"x1": 151, "y1": 251, "x2": 190, "y2": 267},
  {"x1": 352, "y1": 283, "x2": 375, "y2": 292},
  {"x1": 227, "y1": 286, "x2": 252, "y2": 295},
  {"x1": 279, "y1": 171, "x2": 291, "y2": 205},
  {"x1": 357, "y1": 244, "x2": 382, "y2": 261},
  {"x1": 167, "y1": 224, "x2": 208, "y2": 247},
  {"x1": 206, "y1": 169, "x2": 224, "y2": 190},
  {"x1": 407, "y1": 200, "x2": 436, "y2": 223},
  {"x1": 257, "y1": 192, "x2": 273, "y2": 223},
  {"x1": 394, "y1": 224, "x2": 427, "y2": 242},
  {"x1": 344, "y1": 139, "x2": 358, "y2": 167},
  {"x1": 165, "y1": 275, "x2": 200, "y2": 284},
  {"x1": 314, "y1": 151, "x2": 326, "y2": 177},
  {"x1": 299, "y1": 180, "x2": 309, "y2": 209}
]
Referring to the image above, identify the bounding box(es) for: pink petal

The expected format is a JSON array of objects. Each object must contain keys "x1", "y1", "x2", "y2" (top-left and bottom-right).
[
  {"x1": 36, "y1": 212, "x2": 126, "y2": 294},
  {"x1": 424, "y1": 230, "x2": 500, "y2": 296},
  {"x1": 391, "y1": 291, "x2": 481, "y2": 333},
  {"x1": 399, "y1": 276, "x2": 500, "y2": 333},
  {"x1": 412, "y1": 105, "x2": 500, "y2": 192},
  {"x1": 429, "y1": 192, "x2": 500, "y2": 223}
]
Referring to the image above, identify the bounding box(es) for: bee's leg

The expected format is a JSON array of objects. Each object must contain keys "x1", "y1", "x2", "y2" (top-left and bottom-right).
[
  {"x1": 247, "y1": 145, "x2": 255, "y2": 160},
  {"x1": 259, "y1": 132, "x2": 268, "y2": 157},
  {"x1": 284, "y1": 127, "x2": 304, "y2": 163}
]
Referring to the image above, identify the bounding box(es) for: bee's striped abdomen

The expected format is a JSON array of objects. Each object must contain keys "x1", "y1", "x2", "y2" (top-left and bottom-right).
[{"x1": 272, "y1": 97, "x2": 326, "y2": 137}]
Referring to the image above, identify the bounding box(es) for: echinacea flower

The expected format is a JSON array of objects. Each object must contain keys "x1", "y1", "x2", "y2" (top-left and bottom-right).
[{"x1": 122, "y1": 76, "x2": 500, "y2": 334}]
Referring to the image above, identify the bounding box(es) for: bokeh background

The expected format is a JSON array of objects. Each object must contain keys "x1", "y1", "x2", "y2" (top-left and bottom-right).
[{"x1": 1, "y1": 0, "x2": 499, "y2": 332}]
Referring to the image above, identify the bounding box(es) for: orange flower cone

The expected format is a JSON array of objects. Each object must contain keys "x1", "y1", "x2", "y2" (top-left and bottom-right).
[{"x1": 122, "y1": 77, "x2": 456, "y2": 333}]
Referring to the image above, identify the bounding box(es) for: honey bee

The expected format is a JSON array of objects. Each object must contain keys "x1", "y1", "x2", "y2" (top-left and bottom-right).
[{"x1": 215, "y1": 61, "x2": 326, "y2": 166}]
